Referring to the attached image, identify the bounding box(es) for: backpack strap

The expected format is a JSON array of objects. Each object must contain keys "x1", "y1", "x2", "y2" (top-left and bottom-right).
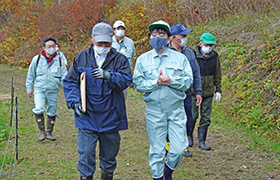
[
  {"x1": 36, "y1": 54, "x2": 61, "y2": 67},
  {"x1": 36, "y1": 54, "x2": 41, "y2": 67}
]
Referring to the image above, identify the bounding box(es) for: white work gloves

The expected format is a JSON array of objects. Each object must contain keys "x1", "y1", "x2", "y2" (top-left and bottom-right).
[{"x1": 214, "y1": 92, "x2": 221, "y2": 102}]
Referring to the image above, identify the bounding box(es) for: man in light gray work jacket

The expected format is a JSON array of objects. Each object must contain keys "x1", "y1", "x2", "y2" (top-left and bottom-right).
[
  {"x1": 26, "y1": 37, "x2": 67, "y2": 141},
  {"x1": 112, "y1": 20, "x2": 136, "y2": 100}
]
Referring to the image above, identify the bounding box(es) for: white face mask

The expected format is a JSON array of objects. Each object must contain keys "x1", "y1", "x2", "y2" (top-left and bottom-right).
[
  {"x1": 94, "y1": 45, "x2": 111, "y2": 55},
  {"x1": 55, "y1": 47, "x2": 59, "y2": 51},
  {"x1": 45, "y1": 48, "x2": 56, "y2": 55},
  {"x1": 115, "y1": 29, "x2": 125, "y2": 37},
  {"x1": 175, "y1": 36, "x2": 187, "y2": 48},
  {"x1": 202, "y1": 45, "x2": 212, "y2": 54}
]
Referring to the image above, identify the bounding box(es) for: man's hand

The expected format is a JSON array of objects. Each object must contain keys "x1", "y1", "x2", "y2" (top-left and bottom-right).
[
  {"x1": 214, "y1": 92, "x2": 221, "y2": 102},
  {"x1": 27, "y1": 92, "x2": 33, "y2": 98},
  {"x1": 157, "y1": 69, "x2": 171, "y2": 86},
  {"x1": 91, "y1": 68, "x2": 110, "y2": 80},
  {"x1": 195, "y1": 94, "x2": 202, "y2": 106},
  {"x1": 75, "y1": 103, "x2": 85, "y2": 116}
]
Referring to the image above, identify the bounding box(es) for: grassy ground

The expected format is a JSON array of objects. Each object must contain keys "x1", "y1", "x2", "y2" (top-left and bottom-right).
[{"x1": 0, "y1": 64, "x2": 279, "y2": 180}]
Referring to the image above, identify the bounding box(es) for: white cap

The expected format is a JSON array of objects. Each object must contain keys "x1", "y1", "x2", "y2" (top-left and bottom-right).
[{"x1": 113, "y1": 20, "x2": 125, "y2": 29}]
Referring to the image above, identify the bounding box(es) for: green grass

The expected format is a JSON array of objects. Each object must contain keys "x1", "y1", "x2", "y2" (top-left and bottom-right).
[
  {"x1": 212, "y1": 101, "x2": 280, "y2": 154},
  {"x1": 0, "y1": 100, "x2": 11, "y2": 145}
]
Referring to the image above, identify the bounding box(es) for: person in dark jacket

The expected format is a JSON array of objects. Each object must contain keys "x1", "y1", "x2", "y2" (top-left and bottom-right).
[
  {"x1": 167, "y1": 24, "x2": 202, "y2": 157},
  {"x1": 63, "y1": 22, "x2": 132, "y2": 180},
  {"x1": 192, "y1": 32, "x2": 222, "y2": 151}
]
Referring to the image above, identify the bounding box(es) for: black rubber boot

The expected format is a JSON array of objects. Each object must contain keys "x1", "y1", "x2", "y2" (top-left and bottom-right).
[
  {"x1": 187, "y1": 119, "x2": 196, "y2": 147},
  {"x1": 46, "y1": 115, "x2": 56, "y2": 141},
  {"x1": 35, "y1": 113, "x2": 46, "y2": 141},
  {"x1": 80, "y1": 175, "x2": 93, "y2": 180},
  {"x1": 198, "y1": 126, "x2": 211, "y2": 150},
  {"x1": 164, "y1": 163, "x2": 174, "y2": 180},
  {"x1": 101, "y1": 170, "x2": 113, "y2": 180}
]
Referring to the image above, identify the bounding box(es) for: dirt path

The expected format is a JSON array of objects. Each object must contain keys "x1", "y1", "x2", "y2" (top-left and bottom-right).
[{"x1": 0, "y1": 64, "x2": 279, "y2": 179}]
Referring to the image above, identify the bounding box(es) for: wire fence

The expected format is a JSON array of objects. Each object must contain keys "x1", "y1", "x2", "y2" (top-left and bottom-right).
[{"x1": 0, "y1": 78, "x2": 19, "y2": 179}]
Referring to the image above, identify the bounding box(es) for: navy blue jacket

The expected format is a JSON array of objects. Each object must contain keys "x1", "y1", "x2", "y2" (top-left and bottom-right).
[
  {"x1": 63, "y1": 45, "x2": 132, "y2": 133},
  {"x1": 168, "y1": 44, "x2": 202, "y2": 96}
]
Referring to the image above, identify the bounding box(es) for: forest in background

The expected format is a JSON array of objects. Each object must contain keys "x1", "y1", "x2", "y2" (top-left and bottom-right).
[{"x1": 0, "y1": 0, "x2": 280, "y2": 141}]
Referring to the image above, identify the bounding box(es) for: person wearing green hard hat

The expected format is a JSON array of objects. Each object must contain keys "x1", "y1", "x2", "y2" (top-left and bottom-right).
[
  {"x1": 191, "y1": 32, "x2": 222, "y2": 151},
  {"x1": 133, "y1": 20, "x2": 193, "y2": 180}
]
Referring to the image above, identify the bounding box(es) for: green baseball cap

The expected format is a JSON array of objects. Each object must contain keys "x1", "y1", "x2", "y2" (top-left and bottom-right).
[
  {"x1": 148, "y1": 20, "x2": 170, "y2": 32},
  {"x1": 199, "y1": 32, "x2": 216, "y2": 45}
]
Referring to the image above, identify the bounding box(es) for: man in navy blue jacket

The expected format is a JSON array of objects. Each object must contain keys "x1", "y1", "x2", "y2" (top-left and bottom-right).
[
  {"x1": 167, "y1": 24, "x2": 202, "y2": 157},
  {"x1": 63, "y1": 22, "x2": 132, "y2": 180}
]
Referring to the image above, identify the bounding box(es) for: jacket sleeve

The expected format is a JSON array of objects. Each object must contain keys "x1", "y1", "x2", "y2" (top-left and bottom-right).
[
  {"x1": 63, "y1": 58, "x2": 81, "y2": 109},
  {"x1": 133, "y1": 57, "x2": 160, "y2": 93},
  {"x1": 60, "y1": 61, "x2": 68, "y2": 87},
  {"x1": 192, "y1": 57, "x2": 202, "y2": 95},
  {"x1": 59, "y1": 51, "x2": 68, "y2": 65},
  {"x1": 214, "y1": 55, "x2": 222, "y2": 93},
  {"x1": 168, "y1": 56, "x2": 193, "y2": 92},
  {"x1": 107, "y1": 55, "x2": 133, "y2": 92},
  {"x1": 25, "y1": 56, "x2": 38, "y2": 92}
]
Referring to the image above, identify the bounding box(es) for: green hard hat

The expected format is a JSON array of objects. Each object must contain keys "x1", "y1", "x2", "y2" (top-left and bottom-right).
[{"x1": 199, "y1": 32, "x2": 216, "y2": 44}]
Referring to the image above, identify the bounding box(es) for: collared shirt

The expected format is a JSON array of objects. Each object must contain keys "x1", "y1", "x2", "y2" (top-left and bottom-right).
[{"x1": 94, "y1": 47, "x2": 107, "y2": 68}]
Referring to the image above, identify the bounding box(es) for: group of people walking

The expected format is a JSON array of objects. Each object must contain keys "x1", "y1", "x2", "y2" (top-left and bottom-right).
[{"x1": 25, "y1": 19, "x2": 221, "y2": 180}]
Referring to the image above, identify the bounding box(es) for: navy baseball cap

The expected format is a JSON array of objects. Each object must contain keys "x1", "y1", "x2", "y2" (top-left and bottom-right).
[{"x1": 170, "y1": 24, "x2": 192, "y2": 36}]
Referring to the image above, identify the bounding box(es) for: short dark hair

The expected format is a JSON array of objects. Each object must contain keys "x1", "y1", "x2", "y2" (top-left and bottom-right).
[
  {"x1": 42, "y1": 37, "x2": 56, "y2": 47},
  {"x1": 148, "y1": 27, "x2": 171, "y2": 38}
]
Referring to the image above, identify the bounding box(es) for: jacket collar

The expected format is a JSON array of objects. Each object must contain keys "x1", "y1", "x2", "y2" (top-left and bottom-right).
[{"x1": 87, "y1": 45, "x2": 119, "y2": 68}]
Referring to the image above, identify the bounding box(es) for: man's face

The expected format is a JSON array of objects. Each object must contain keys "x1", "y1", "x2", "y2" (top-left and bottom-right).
[
  {"x1": 150, "y1": 28, "x2": 168, "y2": 39},
  {"x1": 44, "y1": 41, "x2": 56, "y2": 50},
  {"x1": 150, "y1": 28, "x2": 171, "y2": 44},
  {"x1": 114, "y1": 26, "x2": 125, "y2": 32},
  {"x1": 173, "y1": 34, "x2": 186, "y2": 43},
  {"x1": 91, "y1": 35, "x2": 112, "y2": 47}
]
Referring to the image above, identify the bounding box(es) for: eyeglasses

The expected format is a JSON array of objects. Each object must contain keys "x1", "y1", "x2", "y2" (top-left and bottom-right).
[{"x1": 46, "y1": 45, "x2": 56, "y2": 49}]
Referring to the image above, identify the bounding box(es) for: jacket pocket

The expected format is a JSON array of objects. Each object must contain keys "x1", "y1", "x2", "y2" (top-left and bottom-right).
[
  {"x1": 51, "y1": 66, "x2": 61, "y2": 78},
  {"x1": 143, "y1": 65, "x2": 158, "y2": 79},
  {"x1": 166, "y1": 66, "x2": 183, "y2": 77}
]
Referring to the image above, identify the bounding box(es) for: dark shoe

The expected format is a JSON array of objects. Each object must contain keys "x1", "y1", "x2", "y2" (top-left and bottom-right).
[
  {"x1": 101, "y1": 170, "x2": 113, "y2": 180},
  {"x1": 46, "y1": 115, "x2": 56, "y2": 141},
  {"x1": 39, "y1": 131, "x2": 46, "y2": 141},
  {"x1": 46, "y1": 132, "x2": 56, "y2": 141},
  {"x1": 153, "y1": 177, "x2": 163, "y2": 180},
  {"x1": 164, "y1": 163, "x2": 174, "y2": 180},
  {"x1": 198, "y1": 126, "x2": 211, "y2": 150},
  {"x1": 183, "y1": 147, "x2": 192, "y2": 157},
  {"x1": 80, "y1": 175, "x2": 93, "y2": 180}
]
